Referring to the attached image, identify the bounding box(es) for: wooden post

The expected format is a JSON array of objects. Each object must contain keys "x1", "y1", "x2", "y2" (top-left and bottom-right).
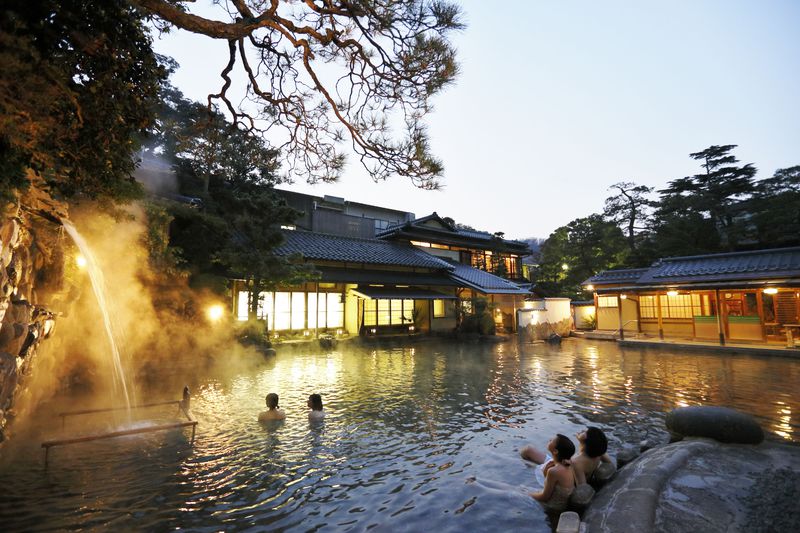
[
  {"x1": 617, "y1": 295, "x2": 625, "y2": 340},
  {"x1": 656, "y1": 293, "x2": 664, "y2": 339},
  {"x1": 715, "y1": 289, "x2": 725, "y2": 346}
]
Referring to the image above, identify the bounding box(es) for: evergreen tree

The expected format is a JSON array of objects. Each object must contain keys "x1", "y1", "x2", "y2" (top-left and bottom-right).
[
  {"x1": 653, "y1": 145, "x2": 757, "y2": 255},
  {"x1": 535, "y1": 215, "x2": 627, "y2": 298},
  {"x1": 603, "y1": 181, "x2": 654, "y2": 266},
  {"x1": 751, "y1": 166, "x2": 800, "y2": 247}
]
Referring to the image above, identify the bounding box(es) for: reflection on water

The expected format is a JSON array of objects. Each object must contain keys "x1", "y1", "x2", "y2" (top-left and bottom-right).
[{"x1": 1, "y1": 340, "x2": 798, "y2": 531}]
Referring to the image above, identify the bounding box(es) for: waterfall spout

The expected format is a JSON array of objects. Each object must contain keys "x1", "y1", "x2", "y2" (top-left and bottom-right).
[{"x1": 61, "y1": 219, "x2": 133, "y2": 413}]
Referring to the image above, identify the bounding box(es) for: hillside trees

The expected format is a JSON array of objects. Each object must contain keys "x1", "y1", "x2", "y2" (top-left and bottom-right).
[{"x1": 132, "y1": 0, "x2": 462, "y2": 189}]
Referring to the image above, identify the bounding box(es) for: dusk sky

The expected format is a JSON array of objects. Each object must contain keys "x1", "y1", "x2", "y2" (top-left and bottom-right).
[{"x1": 153, "y1": 1, "x2": 800, "y2": 240}]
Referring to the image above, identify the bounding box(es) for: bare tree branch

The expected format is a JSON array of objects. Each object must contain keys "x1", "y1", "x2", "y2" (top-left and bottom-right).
[{"x1": 131, "y1": 0, "x2": 462, "y2": 187}]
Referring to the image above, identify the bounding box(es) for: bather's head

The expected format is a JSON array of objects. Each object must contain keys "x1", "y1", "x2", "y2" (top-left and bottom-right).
[
  {"x1": 548, "y1": 434, "x2": 576, "y2": 463},
  {"x1": 308, "y1": 393, "x2": 323, "y2": 411},
  {"x1": 581, "y1": 427, "x2": 608, "y2": 458},
  {"x1": 266, "y1": 393, "x2": 280, "y2": 409}
]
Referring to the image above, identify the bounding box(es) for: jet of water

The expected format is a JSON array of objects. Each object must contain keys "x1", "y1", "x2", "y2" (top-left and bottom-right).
[{"x1": 61, "y1": 219, "x2": 133, "y2": 414}]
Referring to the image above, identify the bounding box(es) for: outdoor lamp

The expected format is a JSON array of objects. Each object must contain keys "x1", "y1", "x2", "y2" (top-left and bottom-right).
[
  {"x1": 666, "y1": 290, "x2": 679, "y2": 297},
  {"x1": 764, "y1": 288, "x2": 778, "y2": 295},
  {"x1": 207, "y1": 304, "x2": 224, "y2": 321}
]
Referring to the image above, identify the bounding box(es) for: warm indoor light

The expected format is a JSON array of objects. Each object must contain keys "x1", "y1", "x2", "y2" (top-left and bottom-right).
[
  {"x1": 207, "y1": 304, "x2": 224, "y2": 322},
  {"x1": 666, "y1": 290, "x2": 679, "y2": 297},
  {"x1": 586, "y1": 285, "x2": 594, "y2": 291},
  {"x1": 764, "y1": 288, "x2": 778, "y2": 295},
  {"x1": 75, "y1": 255, "x2": 87, "y2": 268},
  {"x1": 620, "y1": 294, "x2": 627, "y2": 300},
  {"x1": 336, "y1": 329, "x2": 343, "y2": 336}
]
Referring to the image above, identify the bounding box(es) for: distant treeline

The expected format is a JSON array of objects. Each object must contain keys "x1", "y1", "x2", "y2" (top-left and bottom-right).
[{"x1": 531, "y1": 145, "x2": 800, "y2": 298}]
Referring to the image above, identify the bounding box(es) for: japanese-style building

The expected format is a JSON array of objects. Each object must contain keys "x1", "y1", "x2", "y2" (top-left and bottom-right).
[
  {"x1": 232, "y1": 195, "x2": 532, "y2": 337},
  {"x1": 583, "y1": 247, "x2": 800, "y2": 346}
]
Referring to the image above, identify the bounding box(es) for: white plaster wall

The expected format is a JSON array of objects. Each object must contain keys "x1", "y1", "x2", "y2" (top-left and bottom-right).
[{"x1": 573, "y1": 305, "x2": 596, "y2": 329}]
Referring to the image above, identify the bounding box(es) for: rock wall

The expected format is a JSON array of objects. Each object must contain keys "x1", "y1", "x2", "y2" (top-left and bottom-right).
[{"x1": 0, "y1": 184, "x2": 66, "y2": 444}]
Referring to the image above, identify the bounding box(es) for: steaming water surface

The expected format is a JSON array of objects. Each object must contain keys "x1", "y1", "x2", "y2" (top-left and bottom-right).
[{"x1": 1, "y1": 340, "x2": 798, "y2": 531}]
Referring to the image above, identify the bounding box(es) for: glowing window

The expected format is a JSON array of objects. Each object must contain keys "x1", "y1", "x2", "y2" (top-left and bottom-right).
[
  {"x1": 291, "y1": 292, "x2": 305, "y2": 330},
  {"x1": 327, "y1": 293, "x2": 343, "y2": 328},
  {"x1": 410, "y1": 241, "x2": 431, "y2": 247},
  {"x1": 433, "y1": 299, "x2": 446, "y2": 318},
  {"x1": 274, "y1": 292, "x2": 291, "y2": 330},
  {"x1": 659, "y1": 294, "x2": 693, "y2": 319},
  {"x1": 237, "y1": 290, "x2": 249, "y2": 321},
  {"x1": 597, "y1": 296, "x2": 618, "y2": 308},
  {"x1": 308, "y1": 293, "x2": 319, "y2": 329}
]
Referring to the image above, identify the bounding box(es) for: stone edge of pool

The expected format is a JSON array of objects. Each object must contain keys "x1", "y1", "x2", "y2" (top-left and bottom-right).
[
  {"x1": 617, "y1": 339, "x2": 800, "y2": 359},
  {"x1": 582, "y1": 438, "x2": 800, "y2": 532}
]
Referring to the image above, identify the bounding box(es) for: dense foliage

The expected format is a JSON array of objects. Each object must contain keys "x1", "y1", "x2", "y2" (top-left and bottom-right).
[
  {"x1": 534, "y1": 145, "x2": 800, "y2": 297},
  {"x1": 0, "y1": 0, "x2": 165, "y2": 202},
  {"x1": 143, "y1": 84, "x2": 315, "y2": 317}
]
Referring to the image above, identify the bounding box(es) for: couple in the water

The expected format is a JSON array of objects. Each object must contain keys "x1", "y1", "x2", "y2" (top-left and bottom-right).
[
  {"x1": 258, "y1": 392, "x2": 326, "y2": 421},
  {"x1": 521, "y1": 427, "x2": 612, "y2": 512}
]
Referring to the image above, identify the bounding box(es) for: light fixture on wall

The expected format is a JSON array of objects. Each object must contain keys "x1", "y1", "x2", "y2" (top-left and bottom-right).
[
  {"x1": 666, "y1": 290, "x2": 679, "y2": 297},
  {"x1": 764, "y1": 287, "x2": 778, "y2": 295},
  {"x1": 619, "y1": 294, "x2": 627, "y2": 300},
  {"x1": 586, "y1": 285, "x2": 594, "y2": 291}
]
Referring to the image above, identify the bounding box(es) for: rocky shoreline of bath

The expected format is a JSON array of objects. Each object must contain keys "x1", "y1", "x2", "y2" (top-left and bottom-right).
[{"x1": 578, "y1": 406, "x2": 800, "y2": 533}]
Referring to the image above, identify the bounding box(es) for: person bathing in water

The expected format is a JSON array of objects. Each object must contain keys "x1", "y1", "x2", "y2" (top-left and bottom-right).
[
  {"x1": 308, "y1": 393, "x2": 325, "y2": 421},
  {"x1": 526, "y1": 434, "x2": 577, "y2": 512},
  {"x1": 572, "y1": 427, "x2": 613, "y2": 485},
  {"x1": 258, "y1": 393, "x2": 286, "y2": 421}
]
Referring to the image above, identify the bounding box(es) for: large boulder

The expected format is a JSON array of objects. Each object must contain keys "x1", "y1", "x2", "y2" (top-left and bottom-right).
[{"x1": 666, "y1": 406, "x2": 764, "y2": 444}]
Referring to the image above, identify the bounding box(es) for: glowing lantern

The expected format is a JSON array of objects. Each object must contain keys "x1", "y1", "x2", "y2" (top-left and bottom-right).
[{"x1": 207, "y1": 304, "x2": 224, "y2": 322}]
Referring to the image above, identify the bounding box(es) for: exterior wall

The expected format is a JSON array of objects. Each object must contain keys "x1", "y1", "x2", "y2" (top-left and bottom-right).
[
  {"x1": 518, "y1": 298, "x2": 572, "y2": 340},
  {"x1": 417, "y1": 246, "x2": 460, "y2": 262},
  {"x1": 661, "y1": 321, "x2": 694, "y2": 337},
  {"x1": 597, "y1": 307, "x2": 618, "y2": 331},
  {"x1": 693, "y1": 316, "x2": 719, "y2": 339},
  {"x1": 344, "y1": 284, "x2": 360, "y2": 335},
  {"x1": 573, "y1": 305, "x2": 595, "y2": 330},
  {"x1": 621, "y1": 297, "x2": 639, "y2": 333},
  {"x1": 728, "y1": 316, "x2": 763, "y2": 341},
  {"x1": 414, "y1": 299, "x2": 430, "y2": 332}
]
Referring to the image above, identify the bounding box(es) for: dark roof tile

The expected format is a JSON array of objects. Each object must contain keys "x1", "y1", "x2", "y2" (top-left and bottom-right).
[{"x1": 275, "y1": 230, "x2": 453, "y2": 270}]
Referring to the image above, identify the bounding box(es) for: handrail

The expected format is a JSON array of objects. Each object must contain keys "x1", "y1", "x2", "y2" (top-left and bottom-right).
[
  {"x1": 42, "y1": 421, "x2": 197, "y2": 467},
  {"x1": 58, "y1": 401, "x2": 182, "y2": 428},
  {"x1": 610, "y1": 320, "x2": 639, "y2": 340}
]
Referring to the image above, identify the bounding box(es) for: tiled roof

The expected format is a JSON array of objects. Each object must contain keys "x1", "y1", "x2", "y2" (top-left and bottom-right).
[
  {"x1": 445, "y1": 260, "x2": 530, "y2": 294},
  {"x1": 583, "y1": 247, "x2": 800, "y2": 288},
  {"x1": 584, "y1": 268, "x2": 649, "y2": 286},
  {"x1": 639, "y1": 247, "x2": 800, "y2": 283},
  {"x1": 377, "y1": 212, "x2": 530, "y2": 251},
  {"x1": 276, "y1": 230, "x2": 453, "y2": 270}
]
